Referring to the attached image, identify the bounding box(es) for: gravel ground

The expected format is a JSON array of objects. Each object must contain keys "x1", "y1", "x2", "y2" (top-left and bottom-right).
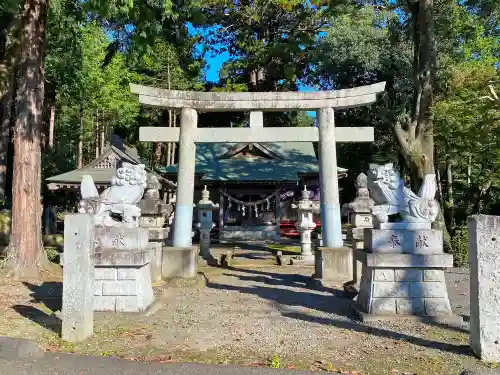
[{"x1": 0, "y1": 265, "x2": 479, "y2": 375}]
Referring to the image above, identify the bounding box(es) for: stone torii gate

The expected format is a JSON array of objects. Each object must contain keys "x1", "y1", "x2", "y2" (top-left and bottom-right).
[{"x1": 131, "y1": 83, "x2": 386, "y2": 253}]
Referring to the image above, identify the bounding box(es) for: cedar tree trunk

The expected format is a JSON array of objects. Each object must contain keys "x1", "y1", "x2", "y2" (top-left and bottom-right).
[
  {"x1": 0, "y1": 15, "x2": 21, "y2": 200},
  {"x1": 8, "y1": 0, "x2": 49, "y2": 278}
]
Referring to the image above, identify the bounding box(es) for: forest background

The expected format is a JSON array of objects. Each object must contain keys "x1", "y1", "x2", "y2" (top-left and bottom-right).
[{"x1": 0, "y1": 0, "x2": 499, "y2": 276}]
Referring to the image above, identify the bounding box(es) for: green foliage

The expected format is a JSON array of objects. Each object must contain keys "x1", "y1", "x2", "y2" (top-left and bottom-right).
[
  {"x1": 270, "y1": 354, "x2": 280, "y2": 369},
  {"x1": 451, "y1": 226, "x2": 469, "y2": 267},
  {"x1": 44, "y1": 247, "x2": 60, "y2": 263}
]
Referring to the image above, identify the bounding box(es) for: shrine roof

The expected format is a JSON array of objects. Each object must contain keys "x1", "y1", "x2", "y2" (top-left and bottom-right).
[
  {"x1": 46, "y1": 145, "x2": 176, "y2": 190},
  {"x1": 158, "y1": 142, "x2": 347, "y2": 182}
]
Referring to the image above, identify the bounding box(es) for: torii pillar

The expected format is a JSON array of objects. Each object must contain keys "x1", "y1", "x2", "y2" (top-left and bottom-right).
[{"x1": 131, "y1": 82, "x2": 385, "y2": 278}]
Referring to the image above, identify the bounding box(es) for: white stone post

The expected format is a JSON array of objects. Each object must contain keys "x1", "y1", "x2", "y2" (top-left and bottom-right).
[
  {"x1": 173, "y1": 108, "x2": 197, "y2": 248},
  {"x1": 196, "y1": 186, "x2": 219, "y2": 259},
  {"x1": 468, "y1": 215, "x2": 500, "y2": 361},
  {"x1": 62, "y1": 214, "x2": 94, "y2": 342},
  {"x1": 317, "y1": 107, "x2": 343, "y2": 248}
]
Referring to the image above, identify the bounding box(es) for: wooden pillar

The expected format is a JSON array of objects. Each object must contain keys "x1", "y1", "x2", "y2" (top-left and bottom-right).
[
  {"x1": 219, "y1": 186, "x2": 224, "y2": 239},
  {"x1": 275, "y1": 188, "x2": 281, "y2": 240}
]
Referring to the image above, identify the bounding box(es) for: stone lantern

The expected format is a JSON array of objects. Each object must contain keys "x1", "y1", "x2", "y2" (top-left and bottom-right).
[
  {"x1": 196, "y1": 186, "x2": 219, "y2": 259},
  {"x1": 291, "y1": 185, "x2": 320, "y2": 263}
]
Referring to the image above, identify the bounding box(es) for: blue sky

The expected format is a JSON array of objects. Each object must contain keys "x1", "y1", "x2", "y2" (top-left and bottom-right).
[
  {"x1": 186, "y1": 23, "x2": 318, "y2": 118},
  {"x1": 187, "y1": 23, "x2": 318, "y2": 92}
]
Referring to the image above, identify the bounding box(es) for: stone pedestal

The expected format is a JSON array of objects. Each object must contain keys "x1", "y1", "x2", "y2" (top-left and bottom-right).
[
  {"x1": 468, "y1": 215, "x2": 500, "y2": 361},
  {"x1": 342, "y1": 173, "x2": 374, "y2": 289},
  {"x1": 146, "y1": 228, "x2": 169, "y2": 282},
  {"x1": 355, "y1": 226, "x2": 455, "y2": 320},
  {"x1": 138, "y1": 176, "x2": 173, "y2": 282},
  {"x1": 93, "y1": 247, "x2": 155, "y2": 313},
  {"x1": 314, "y1": 247, "x2": 353, "y2": 283},
  {"x1": 161, "y1": 246, "x2": 198, "y2": 279}
]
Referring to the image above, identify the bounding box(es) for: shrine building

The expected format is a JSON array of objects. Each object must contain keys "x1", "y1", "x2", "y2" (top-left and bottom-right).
[{"x1": 158, "y1": 141, "x2": 347, "y2": 240}]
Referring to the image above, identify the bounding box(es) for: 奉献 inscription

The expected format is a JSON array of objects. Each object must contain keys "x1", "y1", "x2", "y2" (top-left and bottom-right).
[
  {"x1": 415, "y1": 234, "x2": 429, "y2": 248},
  {"x1": 388, "y1": 234, "x2": 401, "y2": 248}
]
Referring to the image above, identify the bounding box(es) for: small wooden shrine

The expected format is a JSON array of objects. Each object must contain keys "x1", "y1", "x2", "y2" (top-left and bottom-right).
[{"x1": 158, "y1": 141, "x2": 347, "y2": 240}]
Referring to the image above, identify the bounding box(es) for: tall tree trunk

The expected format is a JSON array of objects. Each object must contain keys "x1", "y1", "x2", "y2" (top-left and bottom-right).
[
  {"x1": 48, "y1": 104, "x2": 54, "y2": 148},
  {"x1": 0, "y1": 77, "x2": 14, "y2": 201},
  {"x1": 95, "y1": 108, "x2": 99, "y2": 157},
  {"x1": 393, "y1": 0, "x2": 436, "y2": 184},
  {"x1": 78, "y1": 104, "x2": 83, "y2": 168},
  {"x1": 446, "y1": 161, "x2": 454, "y2": 229},
  {"x1": 99, "y1": 109, "x2": 104, "y2": 152},
  {"x1": 8, "y1": 0, "x2": 49, "y2": 278},
  {"x1": 392, "y1": 0, "x2": 452, "y2": 250},
  {"x1": 0, "y1": 15, "x2": 22, "y2": 201},
  {"x1": 466, "y1": 155, "x2": 472, "y2": 214}
]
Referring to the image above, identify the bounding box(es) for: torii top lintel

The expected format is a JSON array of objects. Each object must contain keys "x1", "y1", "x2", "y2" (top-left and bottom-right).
[{"x1": 129, "y1": 82, "x2": 386, "y2": 112}]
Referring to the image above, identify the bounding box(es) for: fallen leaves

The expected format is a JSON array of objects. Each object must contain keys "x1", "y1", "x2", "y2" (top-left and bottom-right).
[{"x1": 124, "y1": 354, "x2": 174, "y2": 363}]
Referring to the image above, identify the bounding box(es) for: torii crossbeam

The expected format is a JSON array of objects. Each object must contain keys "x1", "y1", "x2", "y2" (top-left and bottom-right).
[{"x1": 131, "y1": 82, "x2": 386, "y2": 250}]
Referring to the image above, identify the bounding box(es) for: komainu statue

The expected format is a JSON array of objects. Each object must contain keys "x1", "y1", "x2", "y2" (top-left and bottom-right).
[
  {"x1": 366, "y1": 163, "x2": 439, "y2": 223},
  {"x1": 78, "y1": 162, "x2": 148, "y2": 226}
]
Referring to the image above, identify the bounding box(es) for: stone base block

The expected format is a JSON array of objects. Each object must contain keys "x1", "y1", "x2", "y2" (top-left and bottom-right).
[
  {"x1": 93, "y1": 262, "x2": 154, "y2": 313},
  {"x1": 356, "y1": 251, "x2": 455, "y2": 319},
  {"x1": 352, "y1": 303, "x2": 463, "y2": 324},
  {"x1": 355, "y1": 250, "x2": 453, "y2": 268},
  {"x1": 314, "y1": 247, "x2": 353, "y2": 282},
  {"x1": 364, "y1": 228, "x2": 442, "y2": 254},
  {"x1": 161, "y1": 246, "x2": 197, "y2": 279}
]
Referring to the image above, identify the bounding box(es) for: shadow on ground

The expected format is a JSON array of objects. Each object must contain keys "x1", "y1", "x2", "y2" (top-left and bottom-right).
[
  {"x1": 207, "y1": 266, "x2": 471, "y2": 357},
  {"x1": 10, "y1": 282, "x2": 63, "y2": 335},
  {"x1": 11, "y1": 305, "x2": 61, "y2": 334},
  {"x1": 23, "y1": 282, "x2": 62, "y2": 312}
]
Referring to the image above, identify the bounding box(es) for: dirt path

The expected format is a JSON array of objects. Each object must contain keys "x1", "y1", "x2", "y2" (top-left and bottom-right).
[{"x1": 0, "y1": 266, "x2": 480, "y2": 375}]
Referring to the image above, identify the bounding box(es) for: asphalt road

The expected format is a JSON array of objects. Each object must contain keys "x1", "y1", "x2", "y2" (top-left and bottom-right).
[{"x1": 0, "y1": 352, "x2": 316, "y2": 375}]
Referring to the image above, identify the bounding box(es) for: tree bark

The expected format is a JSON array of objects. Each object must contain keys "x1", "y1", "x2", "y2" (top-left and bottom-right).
[
  {"x1": 48, "y1": 104, "x2": 54, "y2": 148},
  {"x1": 8, "y1": 0, "x2": 49, "y2": 278},
  {"x1": 99, "y1": 109, "x2": 104, "y2": 152},
  {"x1": 0, "y1": 15, "x2": 22, "y2": 200},
  {"x1": 78, "y1": 104, "x2": 83, "y2": 168},
  {"x1": 393, "y1": 0, "x2": 436, "y2": 187},
  {"x1": 446, "y1": 161, "x2": 454, "y2": 229},
  {"x1": 392, "y1": 0, "x2": 452, "y2": 249}
]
